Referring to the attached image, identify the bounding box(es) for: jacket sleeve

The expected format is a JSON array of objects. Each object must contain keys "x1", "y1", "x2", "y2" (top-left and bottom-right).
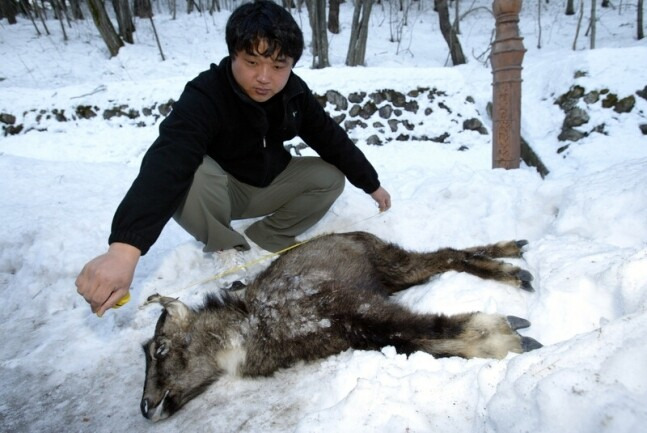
[
  {"x1": 109, "y1": 75, "x2": 219, "y2": 255},
  {"x1": 296, "y1": 83, "x2": 381, "y2": 195}
]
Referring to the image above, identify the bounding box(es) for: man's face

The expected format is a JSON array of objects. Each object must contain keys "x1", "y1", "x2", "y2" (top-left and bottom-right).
[{"x1": 231, "y1": 40, "x2": 294, "y2": 103}]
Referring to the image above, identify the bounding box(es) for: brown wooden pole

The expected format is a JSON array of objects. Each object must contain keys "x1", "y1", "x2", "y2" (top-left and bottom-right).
[{"x1": 491, "y1": 0, "x2": 525, "y2": 169}]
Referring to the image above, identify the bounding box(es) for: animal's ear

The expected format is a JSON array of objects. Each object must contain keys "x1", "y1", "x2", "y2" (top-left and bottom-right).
[{"x1": 143, "y1": 294, "x2": 193, "y2": 326}]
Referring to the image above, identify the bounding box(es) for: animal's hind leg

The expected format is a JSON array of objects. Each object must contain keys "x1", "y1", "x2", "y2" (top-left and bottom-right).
[
  {"x1": 343, "y1": 295, "x2": 542, "y2": 359},
  {"x1": 414, "y1": 312, "x2": 543, "y2": 359}
]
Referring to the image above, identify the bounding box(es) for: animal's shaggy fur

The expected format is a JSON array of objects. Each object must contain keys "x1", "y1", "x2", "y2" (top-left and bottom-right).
[{"x1": 140, "y1": 231, "x2": 541, "y2": 421}]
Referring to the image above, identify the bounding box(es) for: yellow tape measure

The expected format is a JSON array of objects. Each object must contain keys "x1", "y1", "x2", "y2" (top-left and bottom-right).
[
  {"x1": 96, "y1": 292, "x2": 131, "y2": 317},
  {"x1": 113, "y1": 292, "x2": 131, "y2": 308}
]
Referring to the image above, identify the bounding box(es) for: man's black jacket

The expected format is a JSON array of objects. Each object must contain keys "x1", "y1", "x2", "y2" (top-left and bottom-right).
[{"x1": 109, "y1": 57, "x2": 382, "y2": 255}]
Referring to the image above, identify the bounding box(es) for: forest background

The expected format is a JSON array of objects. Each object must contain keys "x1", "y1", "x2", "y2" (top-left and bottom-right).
[{"x1": 1, "y1": 1, "x2": 647, "y2": 433}]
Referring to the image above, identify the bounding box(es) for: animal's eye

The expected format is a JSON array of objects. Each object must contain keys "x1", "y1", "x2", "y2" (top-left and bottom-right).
[{"x1": 155, "y1": 342, "x2": 170, "y2": 359}]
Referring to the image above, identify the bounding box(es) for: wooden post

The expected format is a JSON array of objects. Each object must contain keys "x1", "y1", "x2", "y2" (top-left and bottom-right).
[{"x1": 491, "y1": 0, "x2": 525, "y2": 169}]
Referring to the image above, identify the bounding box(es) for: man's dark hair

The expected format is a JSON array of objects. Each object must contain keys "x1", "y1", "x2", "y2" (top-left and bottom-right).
[{"x1": 225, "y1": 0, "x2": 304, "y2": 65}]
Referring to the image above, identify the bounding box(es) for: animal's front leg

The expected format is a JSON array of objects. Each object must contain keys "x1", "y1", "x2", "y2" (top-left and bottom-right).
[
  {"x1": 458, "y1": 256, "x2": 535, "y2": 291},
  {"x1": 463, "y1": 239, "x2": 529, "y2": 259},
  {"x1": 418, "y1": 313, "x2": 542, "y2": 359},
  {"x1": 453, "y1": 240, "x2": 534, "y2": 291},
  {"x1": 370, "y1": 242, "x2": 534, "y2": 293}
]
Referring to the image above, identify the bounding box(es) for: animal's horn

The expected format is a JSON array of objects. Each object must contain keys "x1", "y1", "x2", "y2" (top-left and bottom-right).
[
  {"x1": 141, "y1": 293, "x2": 192, "y2": 323},
  {"x1": 142, "y1": 293, "x2": 176, "y2": 306}
]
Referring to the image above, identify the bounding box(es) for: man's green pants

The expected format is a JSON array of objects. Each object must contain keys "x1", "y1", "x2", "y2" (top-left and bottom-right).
[{"x1": 173, "y1": 156, "x2": 345, "y2": 252}]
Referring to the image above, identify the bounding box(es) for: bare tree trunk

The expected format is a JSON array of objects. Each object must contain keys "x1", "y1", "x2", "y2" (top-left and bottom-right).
[
  {"x1": 47, "y1": 0, "x2": 72, "y2": 24},
  {"x1": 305, "y1": 0, "x2": 330, "y2": 68},
  {"x1": 347, "y1": 0, "x2": 362, "y2": 63},
  {"x1": 53, "y1": 0, "x2": 69, "y2": 40},
  {"x1": 19, "y1": 0, "x2": 42, "y2": 34},
  {"x1": 566, "y1": 0, "x2": 575, "y2": 15},
  {"x1": 39, "y1": 0, "x2": 47, "y2": 18},
  {"x1": 434, "y1": 0, "x2": 466, "y2": 65},
  {"x1": 638, "y1": 0, "x2": 644, "y2": 40},
  {"x1": 346, "y1": 0, "x2": 374, "y2": 66},
  {"x1": 149, "y1": 15, "x2": 166, "y2": 61},
  {"x1": 113, "y1": 0, "x2": 135, "y2": 44},
  {"x1": 0, "y1": 0, "x2": 18, "y2": 24},
  {"x1": 590, "y1": 0, "x2": 596, "y2": 49},
  {"x1": 87, "y1": 0, "x2": 124, "y2": 57},
  {"x1": 389, "y1": 0, "x2": 411, "y2": 44},
  {"x1": 57, "y1": 0, "x2": 73, "y2": 26},
  {"x1": 69, "y1": 0, "x2": 84, "y2": 19},
  {"x1": 186, "y1": 0, "x2": 201, "y2": 14},
  {"x1": 537, "y1": 0, "x2": 542, "y2": 48},
  {"x1": 328, "y1": 0, "x2": 340, "y2": 34},
  {"x1": 134, "y1": 0, "x2": 153, "y2": 18},
  {"x1": 282, "y1": 0, "x2": 294, "y2": 8},
  {"x1": 135, "y1": 0, "x2": 165, "y2": 61},
  {"x1": 572, "y1": 0, "x2": 584, "y2": 50},
  {"x1": 35, "y1": 1, "x2": 51, "y2": 35}
]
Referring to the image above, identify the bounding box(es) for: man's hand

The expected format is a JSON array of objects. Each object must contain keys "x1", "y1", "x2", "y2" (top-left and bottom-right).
[
  {"x1": 75, "y1": 242, "x2": 141, "y2": 317},
  {"x1": 370, "y1": 186, "x2": 392, "y2": 212}
]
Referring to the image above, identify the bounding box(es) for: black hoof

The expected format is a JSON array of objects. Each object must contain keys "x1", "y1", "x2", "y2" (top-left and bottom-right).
[
  {"x1": 517, "y1": 270, "x2": 533, "y2": 282},
  {"x1": 507, "y1": 315, "x2": 531, "y2": 330},
  {"x1": 521, "y1": 280, "x2": 535, "y2": 292},
  {"x1": 516, "y1": 270, "x2": 534, "y2": 292},
  {"x1": 515, "y1": 240, "x2": 529, "y2": 249},
  {"x1": 521, "y1": 336, "x2": 543, "y2": 352}
]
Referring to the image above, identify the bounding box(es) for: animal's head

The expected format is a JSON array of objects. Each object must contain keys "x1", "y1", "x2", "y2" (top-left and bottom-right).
[{"x1": 140, "y1": 294, "x2": 222, "y2": 422}]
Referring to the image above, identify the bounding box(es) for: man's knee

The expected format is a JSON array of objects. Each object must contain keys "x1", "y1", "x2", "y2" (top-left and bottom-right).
[{"x1": 303, "y1": 158, "x2": 345, "y2": 195}]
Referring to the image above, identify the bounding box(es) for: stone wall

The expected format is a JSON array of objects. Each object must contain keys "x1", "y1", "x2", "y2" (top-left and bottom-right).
[
  {"x1": 0, "y1": 88, "x2": 488, "y2": 147},
  {"x1": 555, "y1": 83, "x2": 647, "y2": 154}
]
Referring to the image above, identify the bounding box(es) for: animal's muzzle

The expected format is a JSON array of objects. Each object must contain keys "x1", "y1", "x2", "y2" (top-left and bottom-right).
[
  {"x1": 140, "y1": 390, "x2": 170, "y2": 422},
  {"x1": 140, "y1": 398, "x2": 151, "y2": 419}
]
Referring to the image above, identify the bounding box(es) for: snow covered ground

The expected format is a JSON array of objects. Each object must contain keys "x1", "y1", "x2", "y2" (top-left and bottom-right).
[{"x1": 1, "y1": 2, "x2": 646, "y2": 432}]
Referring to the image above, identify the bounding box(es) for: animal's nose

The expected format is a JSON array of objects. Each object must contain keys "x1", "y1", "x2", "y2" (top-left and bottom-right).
[{"x1": 140, "y1": 398, "x2": 151, "y2": 418}]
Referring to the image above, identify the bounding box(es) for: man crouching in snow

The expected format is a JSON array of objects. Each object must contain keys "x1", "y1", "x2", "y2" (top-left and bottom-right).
[{"x1": 76, "y1": 0, "x2": 391, "y2": 316}]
